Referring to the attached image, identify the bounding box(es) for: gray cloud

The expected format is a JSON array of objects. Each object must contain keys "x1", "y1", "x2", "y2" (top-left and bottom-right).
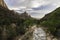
[{"x1": 4, "y1": 0, "x2": 60, "y2": 19}]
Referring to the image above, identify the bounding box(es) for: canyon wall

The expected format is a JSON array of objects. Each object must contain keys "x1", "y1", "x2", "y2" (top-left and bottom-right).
[{"x1": 0, "y1": 0, "x2": 7, "y2": 8}]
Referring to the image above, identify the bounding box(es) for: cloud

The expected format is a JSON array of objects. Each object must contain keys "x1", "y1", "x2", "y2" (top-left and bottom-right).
[
  {"x1": 4, "y1": 0, "x2": 60, "y2": 19},
  {"x1": 4, "y1": 0, "x2": 59, "y2": 9},
  {"x1": 26, "y1": 3, "x2": 58, "y2": 18}
]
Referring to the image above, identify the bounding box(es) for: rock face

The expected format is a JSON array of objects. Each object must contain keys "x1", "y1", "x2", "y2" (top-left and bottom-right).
[
  {"x1": 0, "y1": 0, "x2": 7, "y2": 8},
  {"x1": 20, "y1": 12, "x2": 31, "y2": 19}
]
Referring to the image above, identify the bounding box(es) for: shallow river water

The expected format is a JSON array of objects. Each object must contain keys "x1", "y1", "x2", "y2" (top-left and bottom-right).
[{"x1": 33, "y1": 27, "x2": 46, "y2": 40}]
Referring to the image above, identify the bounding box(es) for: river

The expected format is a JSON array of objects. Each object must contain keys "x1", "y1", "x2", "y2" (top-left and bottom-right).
[
  {"x1": 33, "y1": 27, "x2": 46, "y2": 40},
  {"x1": 18, "y1": 26, "x2": 47, "y2": 40}
]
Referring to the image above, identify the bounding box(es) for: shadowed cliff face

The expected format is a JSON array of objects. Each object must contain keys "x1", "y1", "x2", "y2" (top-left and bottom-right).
[{"x1": 0, "y1": 0, "x2": 7, "y2": 8}]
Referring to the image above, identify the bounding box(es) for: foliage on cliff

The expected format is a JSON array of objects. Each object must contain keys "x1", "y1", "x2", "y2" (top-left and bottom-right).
[
  {"x1": 0, "y1": 6, "x2": 37, "y2": 40},
  {"x1": 39, "y1": 7, "x2": 60, "y2": 38}
]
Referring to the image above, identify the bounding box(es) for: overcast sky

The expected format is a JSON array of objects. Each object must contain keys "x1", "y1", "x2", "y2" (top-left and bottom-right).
[{"x1": 4, "y1": 0, "x2": 60, "y2": 19}]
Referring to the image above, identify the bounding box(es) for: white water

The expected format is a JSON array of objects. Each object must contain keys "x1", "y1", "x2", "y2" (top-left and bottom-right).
[{"x1": 33, "y1": 27, "x2": 46, "y2": 40}]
